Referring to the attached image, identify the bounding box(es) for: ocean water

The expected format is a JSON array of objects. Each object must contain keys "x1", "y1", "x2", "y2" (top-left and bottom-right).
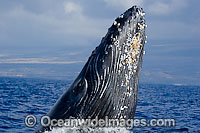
[{"x1": 0, "y1": 77, "x2": 199, "y2": 133}]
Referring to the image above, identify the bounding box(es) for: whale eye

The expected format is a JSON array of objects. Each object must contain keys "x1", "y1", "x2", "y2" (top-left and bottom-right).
[
  {"x1": 73, "y1": 78, "x2": 87, "y2": 96},
  {"x1": 78, "y1": 81, "x2": 83, "y2": 88}
]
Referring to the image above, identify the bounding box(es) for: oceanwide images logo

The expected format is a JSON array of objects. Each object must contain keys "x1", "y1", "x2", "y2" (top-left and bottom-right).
[
  {"x1": 25, "y1": 115, "x2": 176, "y2": 129},
  {"x1": 39, "y1": 116, "x2": 136, "y2": 129}
]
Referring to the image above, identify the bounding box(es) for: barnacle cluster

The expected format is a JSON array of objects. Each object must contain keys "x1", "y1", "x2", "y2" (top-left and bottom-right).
[{"x1": 111, "y1": 7, "x2": 147, "y2": 87}]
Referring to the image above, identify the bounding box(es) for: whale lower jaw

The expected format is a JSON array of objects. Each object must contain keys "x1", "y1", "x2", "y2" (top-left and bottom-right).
[{"x1": 36, "y1": 5, "x2": 146, "y2": 132}]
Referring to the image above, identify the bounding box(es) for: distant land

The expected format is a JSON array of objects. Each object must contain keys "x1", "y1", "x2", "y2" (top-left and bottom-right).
[{"x1": 0, "y1": 62, "x2": 199, "y2": 86}]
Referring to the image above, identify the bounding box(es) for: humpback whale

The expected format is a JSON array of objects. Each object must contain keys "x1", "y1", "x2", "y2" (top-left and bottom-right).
[{"x1": 36, "y1": 6, "x2": 146, "y2": 132}]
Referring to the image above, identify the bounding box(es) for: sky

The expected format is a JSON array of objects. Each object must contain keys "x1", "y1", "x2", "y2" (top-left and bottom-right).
[{"x1": 0, "y1": 0, "x2": 200, "y2": 85}]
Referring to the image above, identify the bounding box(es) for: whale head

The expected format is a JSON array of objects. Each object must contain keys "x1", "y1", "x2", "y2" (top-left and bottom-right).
[
  {"x1": 69, "y1": 6, "x2": 147, "y2": 119},
  {"x1": 36, "y1": 6, "x2": 147, "y2": 132}
]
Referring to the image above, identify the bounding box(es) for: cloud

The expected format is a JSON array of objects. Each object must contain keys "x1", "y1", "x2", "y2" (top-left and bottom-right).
[
  {"x1": 147, "y1": 0, "x2": 187, "y2": 15},
  {"x1": 145, "y1": 0, "x2": 198, "y2": 41},
  {"x1": 0, "y1": 2, "x2": 111, "y2": 47},
  {"x1": 147, "y1": 19, "x2": 200, "y2": 40},
  {"x1": 104, "y1": 0, "x2": 144, "y2": 9},
  {"x1": 147, "y1": 2, "x2": 170, "y2": 15},
  {"x1": 0, "y1": 0, "x2": 192, "y2": 49},
  {"x1": 64, "y1": 1, "x2": 82, "y2": 14},
  {"x1": 170, "y1": 0, "x2": 187, "y2": 11}
]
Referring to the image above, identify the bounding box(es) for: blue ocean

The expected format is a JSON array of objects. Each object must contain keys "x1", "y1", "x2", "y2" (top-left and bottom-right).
[{"x1": 0, "y1": 77, "x2": 199, "y2": 132}]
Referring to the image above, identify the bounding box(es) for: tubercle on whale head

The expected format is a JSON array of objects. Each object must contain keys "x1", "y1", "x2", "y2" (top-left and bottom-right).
[{"x1": 92, "y1": 5, "x2": 146, "y2": 78}]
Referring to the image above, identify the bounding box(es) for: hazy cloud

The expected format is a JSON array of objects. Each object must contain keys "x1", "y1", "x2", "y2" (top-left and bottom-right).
[
  {"x1": 0, "y1": 2, "x2": 111, "y2": 47},
  {"x1": 147, "y1": 0, "x2": 187, "y2": 15},
  {"x1": 104, "y1": 0, "x2": 144, "y2": 9},
  {"x1": 148, "y1": 19, "x2": 200, "y2": 40},
  {"x1": 147, "y1": 2, "x2": 170, "y2": 15},
  {"x1": 64, "y1": 1, "x2": 82, "y2": 14}
]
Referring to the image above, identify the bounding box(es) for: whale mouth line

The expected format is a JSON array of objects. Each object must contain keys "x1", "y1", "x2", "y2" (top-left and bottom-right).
[{"x1": 36, "y1": 5, "x2": 147, "y2": 132}]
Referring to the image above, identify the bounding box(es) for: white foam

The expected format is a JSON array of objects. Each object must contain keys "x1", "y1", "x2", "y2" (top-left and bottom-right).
[{"x1": 46, "y1": 127, "x2": 131, "y2": 133}]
